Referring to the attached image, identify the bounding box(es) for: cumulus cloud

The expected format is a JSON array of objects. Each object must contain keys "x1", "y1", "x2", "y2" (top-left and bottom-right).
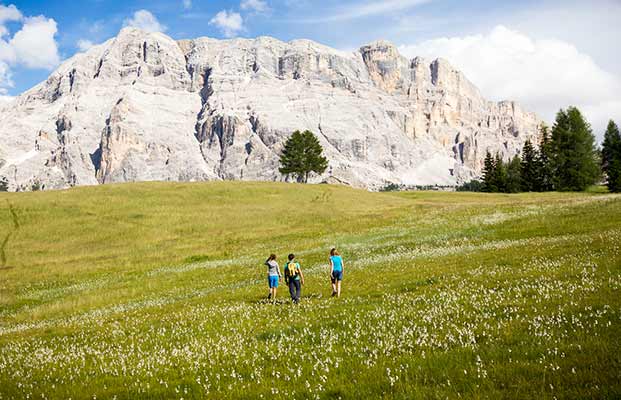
[
  {"x1": 124, "y1": 10, "x2": 166, "y2": 33},
  {"x1": 241, "y1": 0, "x2": 270, "y2": 13},
  {"x1": 209, "y1": 10, "x2": 244, "y2": 38},
  {"x1": 77, "y1": 39, "x2": 94, "y2": 52},
  {"x1": 0, "y1": 4, "x2": 22, "y2": 24},
  {"x1": 0, "y1": 61, "x2": 12, "y2": 91},
  {"x1": 10, "y1": 16, "x2": 60, "y2": 69},
  {"x1": 399, "y1": 25, "x2": 621, "y2": 138},
  {"x1": 0, "y1": 38, "x2": 16, "y2": 64},
  {"x1": 0, "y1": 5, "x2": 60, "y2": 94},
  {"x1": 507, "y1": 1, "x2": 621, "y2": 77}
]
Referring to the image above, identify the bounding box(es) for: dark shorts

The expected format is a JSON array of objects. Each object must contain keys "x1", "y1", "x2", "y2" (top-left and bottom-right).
[{"x1": 331, "y1": 270, "x2": 343, "y2": 283}]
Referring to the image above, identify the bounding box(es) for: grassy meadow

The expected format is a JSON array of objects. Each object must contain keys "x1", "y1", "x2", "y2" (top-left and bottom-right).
[{"x1": 0, "y1": 182, "x2": 620, "y2": 399}]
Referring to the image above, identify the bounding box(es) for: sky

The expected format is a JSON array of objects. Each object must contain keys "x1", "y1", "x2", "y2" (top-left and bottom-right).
[{"x1": 0, "y1": 0, "x2": 619, "y2": 139}]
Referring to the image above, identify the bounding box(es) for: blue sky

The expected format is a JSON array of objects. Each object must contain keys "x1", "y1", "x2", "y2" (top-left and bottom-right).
[{"x1": 1, "y1": 0, "x2": 620, "y2": 136}]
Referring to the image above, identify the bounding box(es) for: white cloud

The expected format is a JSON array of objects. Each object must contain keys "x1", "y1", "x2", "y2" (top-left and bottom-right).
[
  {"x1": 209, "y1": 10, "x2": 244, "y2": 38},
  {"x1": 77, "y1": 39, "x2": 94, "y2": 52},
  {"x1": 0, "y1": 35, "x2": 16, "y2": 63},
  {"x1": 582, "y1": 101, "x2": 621, "y2": 137},
  {"x1": 0, "y1": 4, "x2": 22, "y2": 24},
  {"x1": 9, "y1": 16, "x2": 60, "y2": 69},
  {"x1": 300, "y1": 0, "x2": 432, "y2": 22},
  {"x1": 0, "y1": 5, "x2": 60, "y2": 94},
  {"x1": 507, "y1": 0, "x2": 621, "y2": 78},
  {"x1": 182, "y1": 0, "x2": 192, "y2": 10},
  {"x1": 399, "y1": 25, "x2": 621, "y2": 139},
  {"x1": 0, "y1": 61, "x2": 12, "y2": 91},
  {"x1": 241, "y1": 0, "x2": 269, "y2": 13},
  {"x1": 124, "y1": 10, "x2": 166, "y2": 33}
]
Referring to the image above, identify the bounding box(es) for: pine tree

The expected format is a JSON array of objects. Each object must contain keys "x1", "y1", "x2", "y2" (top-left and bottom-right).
[
  {"x1": 0, "y1": 176, "x2": 8, "y2": 192},
  {"x1": 506, "y1": 155, "x2": 522, "y2": 193},
  {"x1": 602, "y1": 120, "x2": 621, "y2": 192},
  {"x1": 494, "y1": 153, "x2": 507, "y2": 193},
  {"x1": 520, "y1": 140, "x2": 541, "y2": 191},
  {"x1": 300, "y1": 130, "x2": 329, "y2": 183},
  {"x1": 550, "y1": 107, "x2": 600, "y2": 191},
  {"x1": 482, "y1": 151, "x2": 497, "y2": 192},
  {"x1": 279, "y1": 130, "x2": 328, "y2": 183},
  {"x1": 279, "y1": 130, "x2": 305, "y2": 182},
  {"x1": 537, "y1": 125, "x2": 554, "y2": 191}
]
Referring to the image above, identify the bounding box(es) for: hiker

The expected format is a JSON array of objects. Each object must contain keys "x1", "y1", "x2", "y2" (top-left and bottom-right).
[
  {"x1": 329, "y1": 248, "x2": 344, "y2": 297},
  {"x1": 284, "y1": 253, "x2": 304, "y2": 303},
  {"x1": 264, "y1": 254, "x2": 282, "y2": 302}
]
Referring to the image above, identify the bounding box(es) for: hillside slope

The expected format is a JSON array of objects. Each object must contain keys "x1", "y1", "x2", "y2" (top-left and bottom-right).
[{"x1": 0, "y1": 182, "x2": 619, "y2": 399}]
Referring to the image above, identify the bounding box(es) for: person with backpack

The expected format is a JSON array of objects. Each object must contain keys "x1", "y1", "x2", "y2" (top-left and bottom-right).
[
  {"x1": 329, "y1": 248, "x2": 344, "y2": 297},
  {"x1": 264, "y1": 254, "x2": 282, "y2": 302},
  {"x1": 284, "y1": 253, "x2": 304, "y2": 304}
]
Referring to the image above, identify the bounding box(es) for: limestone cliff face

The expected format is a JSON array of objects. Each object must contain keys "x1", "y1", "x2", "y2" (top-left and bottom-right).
[{"x1": 0, "y1": 28, "x2": 541, "y2": 191}]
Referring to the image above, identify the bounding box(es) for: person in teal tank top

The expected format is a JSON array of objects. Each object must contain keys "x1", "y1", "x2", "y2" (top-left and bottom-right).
[{"x1": 329, "y1": 248, "x2": 344, "y2": 297}]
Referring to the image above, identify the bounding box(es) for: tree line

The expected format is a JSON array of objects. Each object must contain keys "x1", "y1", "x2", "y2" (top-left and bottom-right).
[
  {"x1": 282, "y1": 106, "x2": 621, "y2": 194},
  {"x1": 465, "y1": 106, "x2": 621, "y2": 193},
  {"x1": 2, "y1": 108, "x2": 620, "y2": 193}
]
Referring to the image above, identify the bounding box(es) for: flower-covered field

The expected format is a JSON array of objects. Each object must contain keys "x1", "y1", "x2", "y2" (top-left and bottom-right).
[{"x1": 0, "y1": 182, "x2": 620, "y2": 399}]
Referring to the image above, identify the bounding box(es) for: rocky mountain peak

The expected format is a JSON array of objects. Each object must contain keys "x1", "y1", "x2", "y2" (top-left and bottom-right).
[
  {"x1": 0, "y1": 28, "x2": 542, "y2": 191},
  {"x1": 360, "y1": 40, "x2": 400, "y2": 56},
  {"x1": 359, "y1": 40, "x2": 409, "y2": 92}
]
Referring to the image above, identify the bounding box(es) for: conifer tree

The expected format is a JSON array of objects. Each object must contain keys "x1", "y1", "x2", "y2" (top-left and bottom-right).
[
  {"x1": 506, "y1": 155, "x2": 522, "y2": 193},
  {"x1": 537, "y1": 125, "x2": 554, "y2": 191},
  {"x1": 279, "y1": 130, "x2": 305, "y2": 181},
  {"x1": 520, "y1": 140, "x2": 540, "y2": 191},
  {"x1": 602, "y1": 120, "x2": 621, "y2": 192},
  {"x1": 482, "y1": 151, "x2": 497, "y2": 192},
  {"x1": 279, "y1": 130, "x2": 328, "y2": 183},
  {"x1": 494, "y1": 153, "x2": 507, "y2": 193},
  {"x1": 550, "y1": 107, "x2": 600, "y2": 191},
  {"x1": 0, "y1": 176, "x2": 8, "y2": 192}
]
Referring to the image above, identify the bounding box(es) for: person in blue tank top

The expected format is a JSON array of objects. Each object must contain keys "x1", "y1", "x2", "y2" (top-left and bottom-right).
[{"x1": 329, "y1": 248, "x2": 344, "y2": 297}]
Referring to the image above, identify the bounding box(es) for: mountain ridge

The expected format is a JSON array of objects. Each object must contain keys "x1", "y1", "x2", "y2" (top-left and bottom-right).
[{"x1": 0, "y1": 27, "x2": 542, "y2": 191}]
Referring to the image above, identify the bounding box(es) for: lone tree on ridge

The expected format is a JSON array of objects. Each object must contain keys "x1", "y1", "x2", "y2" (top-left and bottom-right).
[{"x1": 279, "y1": 130, "x2": 328, "y2": 183}]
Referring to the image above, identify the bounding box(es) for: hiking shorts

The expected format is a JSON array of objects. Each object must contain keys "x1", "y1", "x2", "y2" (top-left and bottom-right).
[
  {"x1": 268, "y1": 275, "x2": 279, "y2": 288},
  {"x1": 331, "y1": 270, "x2": 343, "y2": 283}
]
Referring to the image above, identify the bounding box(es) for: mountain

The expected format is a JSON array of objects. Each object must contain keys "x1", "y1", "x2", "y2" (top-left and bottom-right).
[{"x1": 0, "y1": 28, "x2": 541, "y2": 191}]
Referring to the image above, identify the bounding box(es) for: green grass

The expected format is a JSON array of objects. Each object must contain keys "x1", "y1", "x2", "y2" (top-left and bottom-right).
[{"x1": 0, "y1": 182, "x2": 620, "y2": 399}]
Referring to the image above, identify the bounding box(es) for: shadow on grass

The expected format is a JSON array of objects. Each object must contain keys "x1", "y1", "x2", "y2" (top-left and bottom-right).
[{"x1": 1, "y1": 202, "x2": 20, "y2": 269}]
